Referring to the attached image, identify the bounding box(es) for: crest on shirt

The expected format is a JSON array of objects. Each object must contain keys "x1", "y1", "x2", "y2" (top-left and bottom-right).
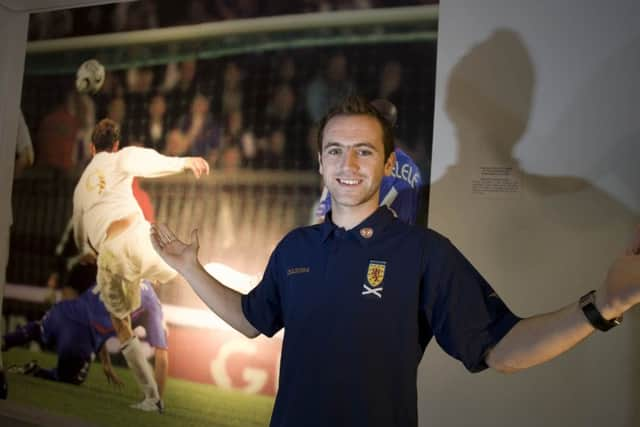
[
  {"x1": 362, "y1": 260, "x2": 386, "y2": 298},
  {"x1": 87, "y1": 170, "x2": 106, "y2": 195},
  {"x1": 366, "y1": 261, "x2": 386, "y2": 287}
]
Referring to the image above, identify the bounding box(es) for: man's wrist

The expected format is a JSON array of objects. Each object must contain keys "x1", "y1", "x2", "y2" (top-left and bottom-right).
[
  {"x1": 581, "y1": 290, "x2": 623, "y2": 331},
  {"x1": 594, "y1": 289, "x2": 624, "y2": 321}
]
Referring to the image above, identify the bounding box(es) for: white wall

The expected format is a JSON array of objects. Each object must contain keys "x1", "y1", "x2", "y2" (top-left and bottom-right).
[
  {"x1": 423, "y1": 0, "x2": 640, "y2": 426},
  {"x1": 0, "y1": 5, "x2": 28, "y2": 370}
]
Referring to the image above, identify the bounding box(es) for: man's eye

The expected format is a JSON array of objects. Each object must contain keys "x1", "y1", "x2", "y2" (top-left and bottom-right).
[
  {"x1": 358, "y1": 150, "x2": 373, "y2": 156},
  {"x1": 327, "y1": 148, "x2": 341, "y2": 155}
]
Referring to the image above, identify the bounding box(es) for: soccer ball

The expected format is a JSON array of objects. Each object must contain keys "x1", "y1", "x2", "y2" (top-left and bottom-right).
[{"x1": 75, "y1": 59, "x2": 105, "y2": 94}]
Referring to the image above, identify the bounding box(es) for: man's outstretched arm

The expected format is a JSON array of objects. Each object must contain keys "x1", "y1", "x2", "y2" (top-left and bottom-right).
[
  {"x1": 150, "y1": 224, "x2": 259, "y2": 338},
  {"x1": 486, "y1": 226, "x2": 640, "y2": 373}
]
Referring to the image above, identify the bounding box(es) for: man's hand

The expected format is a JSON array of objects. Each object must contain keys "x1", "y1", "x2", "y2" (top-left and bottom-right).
[
  {"x1": 184, "y1": 157, "x2": 210, "y2": 178},
  {"x1": 625, "y1": 225, "x2": 640, "y2": 256},
  {"x1": 600, "y1": 225, "x2": 640, "y2": 318},
  {"x1": 103, "y1": 365, "x2": 124, "y2": 388},
  {"x1": 150, "y1": 223, "x2": 201, "y2": 274}
]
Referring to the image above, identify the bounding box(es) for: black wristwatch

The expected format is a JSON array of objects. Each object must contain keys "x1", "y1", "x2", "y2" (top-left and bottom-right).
[{"x1": 579, "y1": 290, "x2": 623, "y2": 332}]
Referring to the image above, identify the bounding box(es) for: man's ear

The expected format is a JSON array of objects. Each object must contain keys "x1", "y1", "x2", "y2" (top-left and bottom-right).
[
  {"x1": 90, "y1": 143, "x2": 97, "y2": 157},
  {"x1": 384, "y1": 151, "x2": 396, "y2": 176},
  {"x1": 318, "y1": 152, "x2": 323, "y2": 175}
]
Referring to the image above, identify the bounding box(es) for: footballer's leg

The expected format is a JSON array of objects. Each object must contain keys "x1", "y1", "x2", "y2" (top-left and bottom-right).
[
  {"x1": 2, "y1": 321, "x2": 42, "y2": 351},
  {"x1": 97, "y1": 241, "x2": 162, "y2": 412},
  {"x1": 113, "y1": 315, "x2": 163, "y2": 413}
]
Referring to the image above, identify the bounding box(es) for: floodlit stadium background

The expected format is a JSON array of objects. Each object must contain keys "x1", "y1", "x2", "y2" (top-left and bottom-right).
[{"x1": 4, "y1": 4, "x2": 438, "y2": 398}]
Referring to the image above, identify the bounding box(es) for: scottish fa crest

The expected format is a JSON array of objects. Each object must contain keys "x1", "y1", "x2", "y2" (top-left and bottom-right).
[{"x1": 362, "y1": 260, "x2": 386, "y2": 298}]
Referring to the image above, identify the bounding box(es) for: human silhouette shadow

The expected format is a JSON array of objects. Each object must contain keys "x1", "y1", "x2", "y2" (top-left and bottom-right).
[{"x1": 421, "y1": 29, "x2": 639, "y2": 427}]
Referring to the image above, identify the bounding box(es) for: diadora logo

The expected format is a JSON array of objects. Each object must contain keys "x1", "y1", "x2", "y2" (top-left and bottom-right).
[
  {"x1": 287, "y1": 266, "x2": 310, "y2": 276},
  {"x1": 362, "y1": 260, "x2": 386, "y2": 298}
]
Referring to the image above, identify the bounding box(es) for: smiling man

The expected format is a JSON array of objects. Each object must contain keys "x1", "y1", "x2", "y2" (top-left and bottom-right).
[
  {"x1": 150, "y1": 96, "x2": 640, "y2": 427},
  {"x1": 314, "y1": 99, "x2": 426, "y2": 226}
]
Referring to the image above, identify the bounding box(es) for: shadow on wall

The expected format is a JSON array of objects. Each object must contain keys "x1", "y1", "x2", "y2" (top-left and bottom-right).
[
  {"x1": 534, "y1": 31, "x2": 640, "y2": 214},
  {"x1": 423, "y1": 29, "x2": 639, "y2": 427}
]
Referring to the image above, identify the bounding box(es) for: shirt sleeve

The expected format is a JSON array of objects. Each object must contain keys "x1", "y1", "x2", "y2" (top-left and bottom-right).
[
  {"x1": 117, "y1": 146, "x2": 186, "y2": 178},
  {"x1": 421, "y1": 236, "x2": 521, "y2": 373},
  {"x1": 241, "y1": 246, "x2": 285, "y2": 337}
]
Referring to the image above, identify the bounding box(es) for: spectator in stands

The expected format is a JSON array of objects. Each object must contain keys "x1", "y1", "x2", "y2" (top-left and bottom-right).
[
  {"x1": 220, "y1": 109, "x2": 256, "y2": 168},
  {"x1": 184, "y1": 0, "x2": 214, "y2": 25},
  {"x1": 141, "y1": 93, "x2": 170, "y2": 152},
  {"x1": 259, "y1": 83, "x2": 311, "y2": 169},
  {"x1": 219, "y1": 61, "x2": 245, "y2": 117},
  {"x1": 164, "y1": 60, "x2": 199, "y2": 123},
  {"x1": 214, "y1": 0, "x2": 260, "y2": 20},
  {"x1": 71, "y1": 93, "x2": 97, "y2": 168},
  {"x1": 276, "y1": 55, "x2": 302, "y2": 91},
  {"x1": 106, "y1": 97, "x2": 126, "y2": 127},
  {"x1": 219, "y1": 145, "x2": 244, "y2": 171},
  {"x1": 376, "y1": 60, "x2": 404, "y2": 102},
  {"x1": 35, "y1": 90, "x2": 80, "y2": 173},
  {"x1": 73, "y1": 6, "x2": 110, "y2": 36},
  {"x1": 163, "y1": 129, "x2": 190, "y2": 156},
  {"x1": 305, "y1": 52, "x2": 355, "y2": 122},
  {"x1": 255, "y1": 128, "x2": 287, "y2": 170},
  {"x1": 335, "y1": 0, "x2": 373, "y2": 10},
  {"x1": 112, "y1": 0, "x2": 159, "y2": 32},
  {"x1": 372, "y1": 60, "x2": 412, "y2": 145},
  {"x1": 124, "y1": 70, "x2": 160, "y2": 148},
  {"x1": 94, "y1": 71, "x2": 125, "y2": 120},
  {"x1": 175, "y1": 93, "x2": 221, "y2": 161},
  {"x1": 106, "y1": 97, "x2": 130, "y2": 144},
  {"x1": 28, "y1": 10, "x2": 73, "y2": 40},
  {"x1": 125, "y1": 68, "x2": 155, "y2": 130}
]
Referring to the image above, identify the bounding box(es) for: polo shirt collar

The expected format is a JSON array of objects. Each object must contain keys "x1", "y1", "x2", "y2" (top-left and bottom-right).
[{"x1": 320, "y1": 206, "x2": 395, "y2": 244}]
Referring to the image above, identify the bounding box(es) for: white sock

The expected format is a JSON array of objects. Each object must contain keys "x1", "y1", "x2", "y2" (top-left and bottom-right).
[{"x1": 121, "y1": 336, "x2": 159, "y2": 400}]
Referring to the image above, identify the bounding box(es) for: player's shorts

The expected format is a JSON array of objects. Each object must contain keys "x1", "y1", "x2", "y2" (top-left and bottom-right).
[{"x1": 96, "y1": 217, "x2": 177, "y2": 319}]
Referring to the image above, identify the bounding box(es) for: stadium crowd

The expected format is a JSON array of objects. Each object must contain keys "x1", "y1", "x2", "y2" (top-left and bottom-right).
[{"x1": 22, "y1": 47, "x2": 434, "y2": 175}]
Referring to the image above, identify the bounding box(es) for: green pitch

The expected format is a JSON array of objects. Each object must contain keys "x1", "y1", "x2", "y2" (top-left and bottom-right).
[{"x1": 3, "y1": 348, "x2": 273, "y2": 427}]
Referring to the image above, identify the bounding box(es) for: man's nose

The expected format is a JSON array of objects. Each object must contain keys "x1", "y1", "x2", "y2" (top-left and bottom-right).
[{"x1": 341, "y1": 149, "x2": 358, "y2": 170}]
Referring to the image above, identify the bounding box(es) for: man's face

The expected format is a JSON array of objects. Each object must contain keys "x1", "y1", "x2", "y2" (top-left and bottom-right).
[{"x1": 319, "y1": 114, "x2": 395, "y2": 213}]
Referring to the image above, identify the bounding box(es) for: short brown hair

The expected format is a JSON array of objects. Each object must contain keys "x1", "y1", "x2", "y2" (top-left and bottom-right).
[
  {"x1": 91, "y1": 118, "x2": 120, "y2": 152},
  {"x1": 316, "y1": 95, "x2": 395, "y2": 160}
]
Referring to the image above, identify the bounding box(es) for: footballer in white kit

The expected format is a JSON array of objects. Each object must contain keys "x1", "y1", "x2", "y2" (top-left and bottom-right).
[{"x1": 72, "y1": 118, "x2": 209, "y2": 412}]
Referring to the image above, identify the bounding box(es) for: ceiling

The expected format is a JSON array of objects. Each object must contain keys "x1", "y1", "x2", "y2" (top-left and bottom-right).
[{"x1": 0, "y1": 0, "x2": 130, "y2": 13}]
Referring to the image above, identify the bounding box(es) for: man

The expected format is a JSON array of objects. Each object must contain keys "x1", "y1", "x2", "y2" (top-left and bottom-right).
[
  {"x1": 72, "y1": 118, "x2": 208, "y2": 412},
  {"x1": 3, "y1": 280, "x2": 168, "y2": 394},
  {"x1": 313, "y1": 99, "x2": 426, "y2": 225},
  {"x1": 150, "y1": 96, "x2": 640, "y2": 427}
]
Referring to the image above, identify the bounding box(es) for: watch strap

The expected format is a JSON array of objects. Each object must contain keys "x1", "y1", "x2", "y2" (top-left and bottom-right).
[{"x1": 580, "y1": 290, "x2": 622, "y2": 332}]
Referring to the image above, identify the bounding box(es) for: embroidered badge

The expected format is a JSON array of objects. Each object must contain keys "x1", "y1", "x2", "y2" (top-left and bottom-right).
[
  {"x1": 362, "y1": 260, "x2": 386, "y2": 298},
  {"x1": 87, "y1": 170, "x2": 107, "y2": 195},
  {"x1": 360, "y1": 227, "x2": 374, "y2": 239}
]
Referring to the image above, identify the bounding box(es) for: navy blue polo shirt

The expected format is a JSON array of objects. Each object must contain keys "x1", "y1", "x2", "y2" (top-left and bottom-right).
[{"x1": 242, "y1": 207, "x2": 520, "y2": 427}]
